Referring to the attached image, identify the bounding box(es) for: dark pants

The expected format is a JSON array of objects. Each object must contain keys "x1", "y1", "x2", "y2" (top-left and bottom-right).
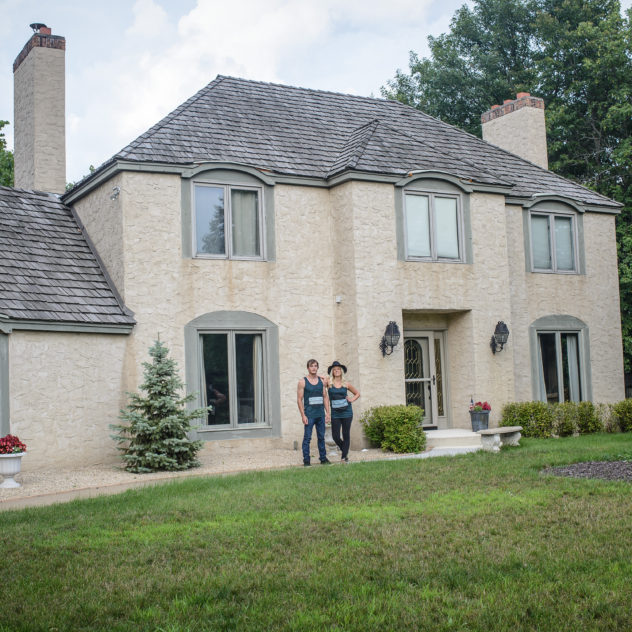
[
  {"x1": 302, "y1": 416, "x2": 327, "y2": 463},
  {"x1": 331, "y1": 416, "x2": 353, "y2": 458}
]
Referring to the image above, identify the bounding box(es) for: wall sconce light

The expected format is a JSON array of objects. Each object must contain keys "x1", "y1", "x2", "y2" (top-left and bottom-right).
[
  {"x1": 490, "y1": 321, "x2": 510, "y2": 354},
  {"x1": 379, "y1": 321, "x2": 401, "y2": 356}
]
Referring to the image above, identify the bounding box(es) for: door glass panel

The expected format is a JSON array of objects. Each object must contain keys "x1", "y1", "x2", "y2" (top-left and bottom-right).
[
  {"x1": 435, "y1": 197, "x2": 459, "y2": 259},
  {"x1": 539, "y1": 333, "x2": 559, "y2": 404},
  {"x1": 405, "y1": 195, "x2": 431, "y2": 257},
  {"x1": 235, "y1": 334, "x2": 264, "y2": 424},
  {"x1": 231, "y1": 189, "x2": 260, "y2": 257},
  {"x1": 200, "y1": 333, "x2": 230, "y2": 425},
  {"x1": 434, "y1": 338, "x2": 444, "y2": 416},
  {"x1": 555, "y1": 216, "x2": 574, "y2": 271},
  {"x1": 532, "y1": 215, "x2": 551, "y2": 269},
  {"x1": 404, "y1": 339, "x2": 423, "y2": 379},
  {"x1": 195, "y1": 185, "x2": 225, "y2": 255}
]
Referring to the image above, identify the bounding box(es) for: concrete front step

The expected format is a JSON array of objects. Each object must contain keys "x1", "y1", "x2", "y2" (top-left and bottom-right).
[{"x1": 425, "y1": 428, "x2": 482, "y2": 450}]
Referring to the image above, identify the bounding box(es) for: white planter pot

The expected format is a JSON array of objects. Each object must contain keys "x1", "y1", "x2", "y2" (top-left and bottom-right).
[{"x1": 0, "y1": 453, "x2": 25, "y2": 488}]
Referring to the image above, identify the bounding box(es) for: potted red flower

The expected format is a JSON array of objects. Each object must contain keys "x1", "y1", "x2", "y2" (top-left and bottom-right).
[
  {"x1": 0, "y1": 434, "x2": 27, "y2": 488},
  {"x1": 469, "y1": 401, "x2": 491, "y2": 432}
]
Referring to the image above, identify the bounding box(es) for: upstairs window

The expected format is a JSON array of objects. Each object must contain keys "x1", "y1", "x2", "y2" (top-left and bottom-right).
[
  {"x1": 404, "y1": 192, "x2": 462, "y2": 261},
  {"x1": 194, "y1": 183, "x2": 263, "y2": 259},
  {"x1": 530, "y1": 211, "x2": 577, "y2": 273}
]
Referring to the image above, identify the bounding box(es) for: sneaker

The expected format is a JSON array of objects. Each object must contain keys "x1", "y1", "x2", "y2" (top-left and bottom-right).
[
  {"x1": 343, "y1": 456, "x2": 349, "y2": 463},
  {"x1": 303, "y1": 461, "x2": 311, "y2": 467},
  {"x1": 320, "y1": 458, "x2": 331, "y2": 464}
]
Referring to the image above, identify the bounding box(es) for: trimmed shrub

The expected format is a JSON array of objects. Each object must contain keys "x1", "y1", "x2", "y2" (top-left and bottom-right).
[
  {"x1": 576, "y1": 401, "x2": 603, "y2": 434},
  {"x1": 596, "y1": 403, "x2": 618, "y2": 433},
  {"x1": 360, "y1": 405, "x2": 426, "y2": 453},
  {"x1": 552, "y1": 402, "x2": 578, "y2": 437},
  {"x1": 612, "y1": 399, "x2": 632, "y2": 433},
  {"x1": 500, "y1": 401, "x2": 553, "y2": 438}
]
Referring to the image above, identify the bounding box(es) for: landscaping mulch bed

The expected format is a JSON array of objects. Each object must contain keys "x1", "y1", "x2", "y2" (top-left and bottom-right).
[{"x1": 543, "y1": 460, "x2": 632, "y2": 482}]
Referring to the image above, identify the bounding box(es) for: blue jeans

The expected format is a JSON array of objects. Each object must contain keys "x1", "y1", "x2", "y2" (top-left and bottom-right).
[{"x1": 302, "y1": 416, "x2": 327, "y2": 463}]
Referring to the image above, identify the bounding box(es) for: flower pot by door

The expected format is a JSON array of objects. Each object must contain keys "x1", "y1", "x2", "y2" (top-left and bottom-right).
[
  {"x1": 470, "y1": 411, "x2": 489, "y2": 432},
  {"x1": 0, "y1": 453, "x2": 25, "y2": 488}
]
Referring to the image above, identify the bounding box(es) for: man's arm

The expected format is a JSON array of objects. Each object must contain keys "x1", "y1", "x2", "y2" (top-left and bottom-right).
[{"x1": 297, "y1": 379, "x2": 308, "y2": 425}]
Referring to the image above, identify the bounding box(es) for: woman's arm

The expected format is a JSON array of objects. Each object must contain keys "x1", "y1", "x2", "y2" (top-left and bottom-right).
[{"x1": 346, "y1": 383, "x2": 360, "y2": 403}]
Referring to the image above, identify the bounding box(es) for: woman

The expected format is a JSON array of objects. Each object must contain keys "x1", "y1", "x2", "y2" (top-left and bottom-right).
[{"x1": 326, "y1": 360, "x2": 360, "y2": 462}]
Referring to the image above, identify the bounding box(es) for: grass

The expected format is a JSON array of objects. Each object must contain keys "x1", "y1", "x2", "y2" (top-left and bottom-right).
[{"x1": 2, "y1": 434, "x2": 632, "y2": 631}]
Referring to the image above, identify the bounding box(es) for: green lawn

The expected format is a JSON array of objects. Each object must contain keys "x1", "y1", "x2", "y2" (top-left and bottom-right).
[{"x1": 2, "y1": 434, "x2": 632, "y2": 631}]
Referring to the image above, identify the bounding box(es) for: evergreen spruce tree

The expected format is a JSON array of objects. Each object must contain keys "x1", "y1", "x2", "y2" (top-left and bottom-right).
[{"x1": 112, "y1": 338, "x2": 206, "y2": 473}]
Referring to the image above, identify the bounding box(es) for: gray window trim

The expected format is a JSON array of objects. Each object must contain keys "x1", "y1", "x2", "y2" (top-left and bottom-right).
[
  {"x1": 528, "y1": 315, "x2": 592, "y2": 402},
  {"x1": 182, "y1": 167, "x2": 275, "y2": 261},
  {"x1": 396, "y1": 178, "x2": 472, "y2": 263},
  {"x1": 184, "y1": 311, "x2": 281, "y2": 440},
  {"x1": 0, "y1": 332, "x2": 9, "y2": 436},
  {"x1": 523, "y1": 201, "x2": 585, "y2": 274}
]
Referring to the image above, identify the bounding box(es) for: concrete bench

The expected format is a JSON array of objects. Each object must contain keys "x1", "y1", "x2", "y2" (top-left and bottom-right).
[{"x1": 477, "y1": 426, "x2": 522, "y2": 452}]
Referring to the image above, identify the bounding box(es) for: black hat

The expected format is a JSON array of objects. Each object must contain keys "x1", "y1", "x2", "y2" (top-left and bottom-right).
[{"x1": 327, "y1": 360, "x2": 347, "y2": 375}]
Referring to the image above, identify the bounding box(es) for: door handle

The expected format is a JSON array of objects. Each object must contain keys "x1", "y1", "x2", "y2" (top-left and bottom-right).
[{"x1": 432, "y1": 375, "x2": 436, "y2": 385}]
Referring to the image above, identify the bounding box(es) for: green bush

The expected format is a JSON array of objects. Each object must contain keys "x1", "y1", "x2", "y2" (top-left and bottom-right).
[
  {"x1": 500, "y1": 401, "x2": 553, "y2": 438},
  {"x1": 612, "y1": 399, "x2": 632, "y2": 433},
  {"x1": 359, "y1": 405, "x2": 426, "y2": 453},
  {"x1": 552, "y1": 402, "x2": 577, "y2": 437},
  {"x1": 576, "y1": 401, "x2": 603, "y2": 434}
]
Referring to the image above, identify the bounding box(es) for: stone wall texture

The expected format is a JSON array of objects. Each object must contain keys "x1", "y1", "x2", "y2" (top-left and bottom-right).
[
  {"x1": 9, "y1": 331, "x2": 127, "y2": 470},
  {"x1": 13, "y1": 46, "x2": 66, "y2": 194},
  {"x1": 482, "y1": 105, "x2": 548, "y2": 170}
]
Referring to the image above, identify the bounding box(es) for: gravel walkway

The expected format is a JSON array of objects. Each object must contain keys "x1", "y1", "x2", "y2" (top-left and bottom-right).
[{"x1": 542, "y1": 460, "x2": 632, "y2": 482}]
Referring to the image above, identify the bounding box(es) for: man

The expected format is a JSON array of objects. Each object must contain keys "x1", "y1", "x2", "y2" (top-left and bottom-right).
[{"x1": 297, "y1": 359, "x2": 331, "y2": 466}]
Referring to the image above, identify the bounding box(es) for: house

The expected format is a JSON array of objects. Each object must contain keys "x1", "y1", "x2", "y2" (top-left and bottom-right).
[{"x1": 1, "y1": 25, "x2": 624, "y2": 470}]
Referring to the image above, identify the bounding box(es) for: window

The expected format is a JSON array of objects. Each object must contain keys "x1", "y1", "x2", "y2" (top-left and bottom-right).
[
  {"x1": 538, "y1": 332, "x2": 582, "y2": 403},
  {"x1": 404, "y1": 192, "x2": 462, "y2": 261},
  {"x1": 184, "y1": 311, "x2": 280, "y2": 440},
  {"x1": 530, "y1": 316, "x2": 591, "y2": 403},
  {"x1": 200, "y1": 331, "x2": 265, "y2": 427},
  {"x1": 194, "y1": 183, "x2": 263, "y2": 259},
  {"x1": 530, "y1": 211, "x2": 576, "y2": 272}
]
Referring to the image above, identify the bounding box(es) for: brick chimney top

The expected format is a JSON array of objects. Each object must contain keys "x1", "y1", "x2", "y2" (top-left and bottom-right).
[
  {"x1": 13, "y1": 24, "x2": 65, "y2": 73},
  {"x1": 481, "y1": 93, "x2": 544, "y2": 124}
]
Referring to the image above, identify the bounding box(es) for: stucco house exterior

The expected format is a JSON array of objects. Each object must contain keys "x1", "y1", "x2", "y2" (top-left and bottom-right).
[{"x1": 0, "y1": 25, "x2": 625, "y2": 470}]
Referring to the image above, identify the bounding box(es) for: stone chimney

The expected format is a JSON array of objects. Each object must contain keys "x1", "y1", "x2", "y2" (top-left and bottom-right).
[
  {"x1": 13, "y1": 24, "x2": 66, "y2": 193},
  {"x1": 481, "y1": 93, "x2": 548, "y2": 170}
]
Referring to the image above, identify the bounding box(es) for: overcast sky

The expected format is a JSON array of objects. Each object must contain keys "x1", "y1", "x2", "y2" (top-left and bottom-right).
[{"x1": 1, "y1": 0, "x2": 630, "y2": 183}]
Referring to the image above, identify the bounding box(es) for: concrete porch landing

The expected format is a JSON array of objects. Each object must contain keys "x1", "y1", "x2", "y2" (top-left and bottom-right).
[{"x1": 422, "y1": 428, "x2": 482, "y2": 458}]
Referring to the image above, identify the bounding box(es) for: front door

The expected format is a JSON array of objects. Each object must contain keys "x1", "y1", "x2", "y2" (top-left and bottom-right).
[{"x1": 404, "y1": 332, "x2": 447, "y2": 428}]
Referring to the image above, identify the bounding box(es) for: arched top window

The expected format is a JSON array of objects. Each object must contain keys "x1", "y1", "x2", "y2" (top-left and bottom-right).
[{"x1": 181, "y1": 167, "x2": 275, "y2": 261}]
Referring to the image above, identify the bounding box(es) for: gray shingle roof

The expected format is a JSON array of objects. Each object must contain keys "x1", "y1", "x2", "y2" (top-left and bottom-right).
[
  {"x1": 0, "y1": 186, "x2": 135, "y2": 326},
  {"x1": 112, "y1": 75, "x2": 617, "y2": 209}
]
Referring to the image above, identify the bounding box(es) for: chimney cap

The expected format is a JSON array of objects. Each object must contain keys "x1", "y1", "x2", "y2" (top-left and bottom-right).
[{"x1": 29, "y1": 23, "x2": 48, "y2": 32}]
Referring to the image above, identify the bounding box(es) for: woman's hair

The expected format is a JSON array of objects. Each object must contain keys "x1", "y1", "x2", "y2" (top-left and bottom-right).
[{"x1": 329, "y1": 366, "x2": 347, "y2": 389}]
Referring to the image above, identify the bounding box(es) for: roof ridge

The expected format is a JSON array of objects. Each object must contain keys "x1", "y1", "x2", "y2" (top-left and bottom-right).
[
  {"x1": 115, "y1": 75, "x2": 227, "y2": 157},
  {"x1": 326, "y1": 119, "x2": 380, "y2": 178},
  {"x1": 377, "y1": 120, "x2": 511, "y2": 186}
]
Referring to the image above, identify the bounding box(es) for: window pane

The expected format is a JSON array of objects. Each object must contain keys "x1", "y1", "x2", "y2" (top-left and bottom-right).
[
  {"x1": 405, "y1": 195, "x2": 431, "y2": 257},
  {"x1": 231, "y1": 190, "x2": 260, "y2": 257},
  {"x1": 561, "y1": 333, "x2": 581, "y2": 402},
  {"x1": 539, "y1": 333, "x2": 559, "y2": 404},
  {"x1": 200, "y1": 334, "x2": 230, "y2": 425},
  {"x1": 235, "y1": 334, "x2": 264, "y2": 424},
  {"x1": 196, "y1": 186, "x2": 225, "y2": 255},
  {"x1": 531, "y1": 215, "x2": 551, "y2": 269},
  {"x1": 555, "y1": 216, "x2": 574, "y2": 271},
  {"x1": 435, "y1": 197, "x2": 459, "y2": 259}
]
